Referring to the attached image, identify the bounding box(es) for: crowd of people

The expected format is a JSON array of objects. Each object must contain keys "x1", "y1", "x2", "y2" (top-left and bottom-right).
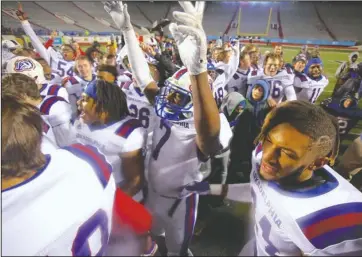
[{"x1": 2, "y1": 1, "x2": 362, "y2": 256}]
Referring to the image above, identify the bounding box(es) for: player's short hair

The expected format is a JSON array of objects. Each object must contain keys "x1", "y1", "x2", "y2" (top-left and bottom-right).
[
  {"x1": 97, "y1": 64, "x2": 119, "y2": 78},
  {"x1": 255, "y1": 101, "x2": 340, "y2": 164},
  {"x1": 94, "y1": 80, "x2": 129, "y2": 123},
  {"x1": 263, "y1": 53, "x2": 282, "y2": 66},
  {"x1": 1, "y1": 73, "x2": 41, "y2": 100},
  {"x1": 239, "y1": 51, "x2": 249, "y2": 61},
  {"x1": 1, "y1": 94, "x2": 46, "y2": 179},
  {"x1": 244, "y1": 44, "x2": 258, "y2": 54}
]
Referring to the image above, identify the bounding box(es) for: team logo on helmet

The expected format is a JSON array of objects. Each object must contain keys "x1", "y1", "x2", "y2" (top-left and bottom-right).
[{"x1": 14, "y1": 59, "x2": 35, "y2": 72}]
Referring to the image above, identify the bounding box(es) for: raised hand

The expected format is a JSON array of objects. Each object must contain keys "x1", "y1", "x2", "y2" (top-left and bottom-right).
[
  {"x1": 169, "y1": 1, "x2": 207, "y2": 75},
  {"x1": 103, "y1": 1, "x2": 132, "y2": 31},
  {"x1": 16, "y1": 2, "x2": 28, "y2": 21},
  {"x1": 173, "y1": 1, "x2": 205, "y2": 29}
]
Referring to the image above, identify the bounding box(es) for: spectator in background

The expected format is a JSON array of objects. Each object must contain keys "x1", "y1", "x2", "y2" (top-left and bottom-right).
[
  {"x1": 333, "y1": 52, "x2": 360, "y2": 96},
  {"x1": 228, "y1": 79, "x2": 273, "y2": 182}
]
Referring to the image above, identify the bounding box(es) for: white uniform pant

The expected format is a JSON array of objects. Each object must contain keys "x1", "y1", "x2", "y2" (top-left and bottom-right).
[{"x1": 146, "y1": 188, "x2": 199, "y2": 256}]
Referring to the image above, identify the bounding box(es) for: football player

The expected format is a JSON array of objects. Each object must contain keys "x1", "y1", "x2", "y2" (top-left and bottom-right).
[
  {"x1": 212, "y1": 41, "x2": 240, "y2": 108},
  {"x1": 285, "y1": 54, "x2": 307, "y2": 75},
  {"x1": 182, "y1": 100, "x2": 362, "y2": 256},
  {"x1": 35, "y1": 57, "x2": 63, "y2": 85},
  {"x1": 105, "y1": 1, "x2": 233, "y2": 256},
  {"x1": 226, "y1": 51, "x2": 251, "y2": 96},
  {"x1": 2, "y1": 94, "x2": 152, "y2": 256},
  {"x1": 16, "y1": 3, "x2": 76, "y2": 79},
  {"x1": 2, "y1": 73, "x2": 73, "y2": 147},
  {"x1": 63, "y1": 55, "x2": 96, "y2": 119},
  {"x1": 247, "y1": 53, "x2": 297, "y2": 104},
  {"x1": 6, "y1": 56, "x2": 69, "y2": 102},
  {"x1": 294, "y1": 57, "x2": 329, "y2": 103},
  {"x1": 74, "y1": 80, "x2": 146, "y2": 198},
  {"x1": 273, "y1": 44, "x2": 283, "y2": 57},
  {"x1": 244, "y1": 44, "x2": 262, "y2": 72},
  {"x1": 321, "y1": 95, "x2": 362, "y2": 137}
]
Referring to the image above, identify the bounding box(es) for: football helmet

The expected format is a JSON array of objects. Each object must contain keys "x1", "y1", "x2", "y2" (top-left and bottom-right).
[
  {"x1": 6, "y1": 56, "x2": 46, "y2": 84},
  {"x1": 155, "y1": 67, "x2": 193, "y2": 121}
]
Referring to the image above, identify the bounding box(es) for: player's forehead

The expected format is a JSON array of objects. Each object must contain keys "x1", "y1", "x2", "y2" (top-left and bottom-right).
[
  {"x1": 266, "y1": 58, "x2": 280, "y2": 65},
  {"x1": 267, "y1": 123, "x2": 311, "y2": 154}
]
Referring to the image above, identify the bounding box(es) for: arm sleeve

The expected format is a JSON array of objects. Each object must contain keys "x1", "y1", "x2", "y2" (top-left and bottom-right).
[
  {"x1": 121, "y1": 127, "x2": 146, "y2": 153},
  {"x1": 48, "y1": 101, "x2": 74, "y2": 147},
  {"x1": 284, "y1": 85, "x2": 297, "y2": 101},
  {"x1": 123, "y1": 29, "x2": 154, "y2": 91},
  {"x1": 58, "y1": 87, "x2": 70, "y2": 102},
  {"x1": 21, "y1": 20, "x2": 51, "y2": 64},
  {"x1": 218, "y1": 113, "x2": 233, "y2": 150}
]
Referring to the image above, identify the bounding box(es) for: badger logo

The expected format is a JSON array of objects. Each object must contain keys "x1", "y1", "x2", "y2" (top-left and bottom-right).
[{"x1": 14, "y1": 59, "x2": 35, "y2": 72}]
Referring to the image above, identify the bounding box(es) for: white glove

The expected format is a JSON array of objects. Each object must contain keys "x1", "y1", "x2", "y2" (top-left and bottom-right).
[
  {"x1": 104, "y1": 1, "x2": 153, "y2": 91},
  {"x1": 170, "y1": 1, "x2": 207, "y2": 75},
  {"x1": 104, "y1": 1, "x2": 132, "y2": 31}
]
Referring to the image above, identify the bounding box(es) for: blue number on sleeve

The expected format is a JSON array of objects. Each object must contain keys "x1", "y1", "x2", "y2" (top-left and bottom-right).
[
  {"x1": 72, "y1": 209, "x2": 109, "y2": 256},
  {"x1": 258, "y1": 216, "x2": 279, "y2": 256},
  {"x1": 152, "y1": 119, "x2": 171, "y2": 160}
]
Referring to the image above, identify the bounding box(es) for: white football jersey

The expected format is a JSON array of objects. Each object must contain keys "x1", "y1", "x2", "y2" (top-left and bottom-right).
[
  {"x1": 121, "y1": 81, "x2": 157, "y2": 147},
  {"x1": 64, "y1": 74, "x2": 96, "y2": 120},
  {"x1": 41, "y1": 134, "x2": 58, "y2": 154},
  {"x1": 294, "y1": 73, "x2": 329, "y2": 104},
  {"x1": 226, "y1": 68, "x2": 251, "y2": 96},
  {"x1": 73, "y1": 117, "x2": 146, "y2": 184},
  {"x1": 39, "y1": 83, "x2": 69, "y2": 102},
  {"x1": 148, "y1": 114, "x2": 232, "y2": 197},
  {"x1": 21, "y1": 20, "x2": 75, "y2": 79},
  {"x1": 2, "y1": 144, "x2": 116, "y2": 256},
  {"x1": 48, "y1": 72, "x2": 63, "y2": 85},
  {"x1": 247, "y1": 68, "x2": 296, "y2": 104},
  {"x1": 38, "y1": 95, "x2": 73, "y2": 147},
  {"x1": 250, "y1": 145, "x2": 362, "y2": 256}
]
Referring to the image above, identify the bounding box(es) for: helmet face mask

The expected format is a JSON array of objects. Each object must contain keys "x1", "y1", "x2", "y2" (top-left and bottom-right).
[{"x1": 155, "y1": 74, "x2": 193, "y2": 121}]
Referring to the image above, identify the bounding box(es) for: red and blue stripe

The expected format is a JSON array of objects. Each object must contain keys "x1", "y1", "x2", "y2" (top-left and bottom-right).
[
  {"x1": 48, "y1": 85, "x2": 61, "y2": 96},
  {"x1": 180, "y1": 193, "x2": 197, "y2": 255},
  {"x1": 255, "y1": 143, "x2": 263, "y2": 155},
  {"x1": 174, "y1": 68, "x2": 188, "y2": 80},
  {"x1": 296, "y1": 202, "x2": 362, "y2": 249},
  {"x1": 115, "y1": 119, "x2": 142, "y2": 139},
  {"x1": 63, "y1": 143, "x2": 112, "y2": 188},
  {"x1": 39, "y1": 96, "x2": 67, "y2": 115}
]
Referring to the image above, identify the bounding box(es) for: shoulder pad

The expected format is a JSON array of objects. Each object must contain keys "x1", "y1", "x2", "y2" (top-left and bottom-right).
[
  {"x1": 295, "y1": 73, "x2": 308, "y2": 82},
  {"x1": 115, "y1": 118, "x2": 143, "y2": 139},
  {"x1": 40, "y1": 96, "x2": 68, "y2": 115},
  {"x1": 68, "y1": 76, "x2": 79, "y2": 85},
  {"x1": 47, "y1": 85, "x2": 62, "y2": 96},
  {"x1": 63, "y1": 143, "x2": 113, "y2": 188}
]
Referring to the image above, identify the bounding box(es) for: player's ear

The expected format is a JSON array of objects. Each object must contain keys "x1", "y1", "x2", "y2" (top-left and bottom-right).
[{"x1": 309, "y1": 157, "x2": 330, "y2": 170}]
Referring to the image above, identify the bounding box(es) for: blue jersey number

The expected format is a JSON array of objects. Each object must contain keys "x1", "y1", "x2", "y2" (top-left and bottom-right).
[
  {"x1": 270, "y1": 80, "x2": 282, "y2": 99},
  {"x1": 72, "y1": 209, "x2": 109, "y2": 256},
  {"x1": 58, "y1": 61, "x2": 74, "y2": 77},
  {"x1": 214, "y1": 87, "x2": 224, "y2": 106},
  {"x1": 129, "y1": 104, "x2": 150, "y2": 129},
  {"x1": 152, "y1": 119, "x2": 171, "y2": 160}
]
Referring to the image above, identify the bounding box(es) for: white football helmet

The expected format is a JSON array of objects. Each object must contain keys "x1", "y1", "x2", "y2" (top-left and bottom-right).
[
  {"x1": 6, "y1": 56, "x2": 46, "y2": 84},
  {"x1": 155, "y1": 67, "x2": 193, "y2": 121}
]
